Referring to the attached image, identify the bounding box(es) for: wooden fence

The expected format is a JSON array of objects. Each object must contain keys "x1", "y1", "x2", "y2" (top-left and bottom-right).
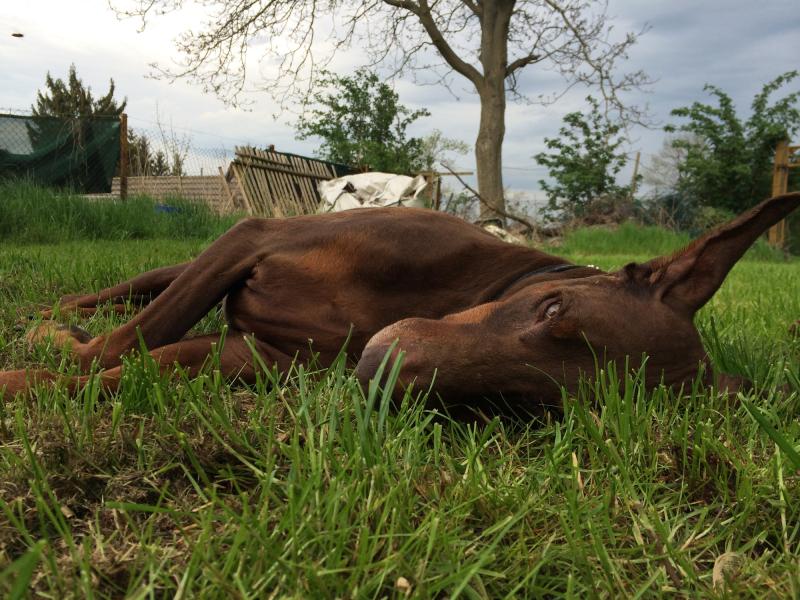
[
  {"x1": 104, "y1": 145, "x2": 351, "y2": 216},
  {"x1": 110, "y1": 174, "x2": 244, "y2": 213},
  {"x1": 105, "y1": 146, "x2": 443, "y2": 219},
  {"x1": 230, "y1": 146, "x2": 351, "y2": 217}
]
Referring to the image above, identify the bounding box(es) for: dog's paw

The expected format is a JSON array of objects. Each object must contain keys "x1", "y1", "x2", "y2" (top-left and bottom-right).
[
  {"x1": 14, "y1": 306, "x2": 52, "y2": 327},
  {"x1": 790, "y1": 320, "x2": 799, "y2": 337},
  {"x1": 25, "y1": 321, "x2": 93, "y2": 352}
]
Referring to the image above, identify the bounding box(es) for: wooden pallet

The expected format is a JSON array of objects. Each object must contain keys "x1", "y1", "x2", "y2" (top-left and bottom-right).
[{"x1": 231, "y1": 146, "x2": 340, "y2": 217}]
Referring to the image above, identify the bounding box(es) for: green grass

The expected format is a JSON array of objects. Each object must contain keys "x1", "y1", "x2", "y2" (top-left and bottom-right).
[
  {"x1": 551, "y1": 220, "x2": 786, "y2": 264},
  {"x1": 0, "y1": 192, "x2": 799, "y2": 597},
  {"x1": 553, "y1": 221, "x2": 692, "y2": 258},
  {"x1": 0, "y1": 180, "x2": 238, "y2": 243}
]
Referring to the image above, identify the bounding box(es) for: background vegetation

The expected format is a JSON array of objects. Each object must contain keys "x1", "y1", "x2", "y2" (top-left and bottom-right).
[
  {"x1": 535, "y1": 96, "x2": 634, "y2": 222},
  {"x1": 534, "y1": 72, "x2": 799, "y2": 240},
  {"x1": 30, "y1": 64, "x2": 187, "y2": 179},
  {"x1": 666, "y1": 71, "x2": 800, "y2": 217},
  {"x1": 0, "y1": 181, "x2": 236, "y2": 244},
  {"x1": 295, "y1": 69, "x2": 431, "y2": 174}
]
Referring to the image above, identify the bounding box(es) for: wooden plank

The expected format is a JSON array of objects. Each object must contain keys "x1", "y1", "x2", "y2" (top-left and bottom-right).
[
  {"x1": 277, "y1": 151, "x2": 302, "y2": 214},
  {"x1": 238, "y1": 150, "x2": 273, "y2": 216},
  {"x1": 265, "y1": 171, "x2": 287, "y2": 217},
  {"x1": 278, "y1": 151, "x2": 305, "y2": 215},
  {"x1": 309, "y1": 158, "x2": 328, "y2": 207},
  {"x1": 302, "y1": 171, "x2": 321, "y2": 212},
  {"x1": 236, "y1": 149, "x2": 313, "y2": 170},
  {"x1": 286, "y1": 155, "x2": 308, "y2": 211},
  {"x1": 234, "y1": 157, "x2": 331, "y2": 180},
  {"x1": 308, "y1": 158, "x2": 332, "y2": 203},
  {"x1": 269, "y1": 152, "x2": 294, "y2": 216},
  {"x1": 301, "y1": 157, "x2": 320, "y2": 202},
  {"x1": 254, "y1": 149, "x2": 283, "y2": 216},
  {"x1": 273, "y1": 150, "x2": 297, "y2": 214},
  {"x1": 265, "y1": 149, "x2": 293, "y2": 216},
  {"x1": 232, "y1": 162, "x2": 252, "y2": 214},
  {"x1": 244, "y1": 159, "x2": 269, "y2": 216},
  {"x1": 290, "y1": 155, "x2": 319, "y2": 213},
  {"x1": 242, "y1": 165, "x2": 263, "y2": 216},
  {"x1": 231, "y1": 145, "x2": 344, "y2": 218},
  {"x1": 218, "y1": 166, "x2": 235, "y2": 212},
  {"x1": 232, "y1": 149, "x2": 252, "y2": 213},
  {"x1": 231, "y1": 163, "x2": 254, "y2": 215},
  {"x1": 254, "y1": 159, "x2": 279, "y2": 217}
]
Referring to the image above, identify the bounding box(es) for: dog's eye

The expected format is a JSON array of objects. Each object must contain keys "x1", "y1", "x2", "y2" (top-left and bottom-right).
[{"x1": 544, "y1": 302, "x2": 561, "y2": 319}]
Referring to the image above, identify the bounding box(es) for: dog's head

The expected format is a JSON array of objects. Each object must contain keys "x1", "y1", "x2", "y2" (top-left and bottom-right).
[{"x1": 355, "y1": 193, "x2": 800, "y2": 410}]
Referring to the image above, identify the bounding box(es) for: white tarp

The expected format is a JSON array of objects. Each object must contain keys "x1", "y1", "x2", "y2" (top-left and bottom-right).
[
  {"x1": 318, "y1": 172, "x2": 428, "y2": 212},
  {"x1": 482, "y1": 223, "x2": 527, "y2": 245}
]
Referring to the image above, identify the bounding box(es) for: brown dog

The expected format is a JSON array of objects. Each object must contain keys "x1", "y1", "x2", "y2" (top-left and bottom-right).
[{"x1": 1, "y1": 192, "x2": 798, "y2": 410}]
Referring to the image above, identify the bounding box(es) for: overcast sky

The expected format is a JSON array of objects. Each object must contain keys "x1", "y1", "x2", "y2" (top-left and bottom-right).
[{"x1": 2, "y1": 1, "x2": 798, "y2": 197}]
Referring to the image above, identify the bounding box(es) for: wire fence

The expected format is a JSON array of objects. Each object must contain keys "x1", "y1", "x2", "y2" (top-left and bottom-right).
[
  {"x1": 0, "y1": 112, "x2": 121, "y2": 193},
  {"x1": 0, "y1": 111, "x2": 244, "y2": 212},
  {"x1": 118, "y1": 118, "x2": 241, "y2": 213},
  {"x1": 123, "y1": 120, "x2": 235, "y2": 178}
]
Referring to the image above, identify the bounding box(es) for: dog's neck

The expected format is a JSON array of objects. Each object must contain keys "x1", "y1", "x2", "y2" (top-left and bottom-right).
[{"x1": 488, "y1": 263, "x2": 597, "y2": 302}]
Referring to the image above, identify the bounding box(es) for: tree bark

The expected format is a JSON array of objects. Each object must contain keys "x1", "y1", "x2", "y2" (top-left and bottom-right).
[
  {"x1": 474, "y1": 0, "x2": 514, "y2": 222},
  {"x1": 475, "y1": 83, "x2": 506, "y2": 221}
]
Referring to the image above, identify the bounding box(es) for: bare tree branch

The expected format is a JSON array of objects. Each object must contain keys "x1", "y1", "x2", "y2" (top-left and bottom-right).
[
  {"x1": 382, "y1": 0, "x2": 483, "y2": 86},
  {"x1": 440, "y1": 162, "x2": 537, "y2": 234}
]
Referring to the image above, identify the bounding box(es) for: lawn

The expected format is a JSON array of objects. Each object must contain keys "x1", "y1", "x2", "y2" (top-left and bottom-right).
[{"x1": 0, "y1": 185, "x2": 799, "y2": 598}]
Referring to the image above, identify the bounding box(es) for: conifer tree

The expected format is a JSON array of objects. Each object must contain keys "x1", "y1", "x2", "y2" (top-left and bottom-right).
[{"x1": 32, "y1": 64, "x2": 126, "y2": 118}]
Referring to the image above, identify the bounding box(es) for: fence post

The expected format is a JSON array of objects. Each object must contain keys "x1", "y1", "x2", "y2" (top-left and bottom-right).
[
  {"x1": 767, "y1": 139, "x2": 790, "y2": 248},
  {"x1": 119, "y1": 113, "x2": 128, "y2": 201}
]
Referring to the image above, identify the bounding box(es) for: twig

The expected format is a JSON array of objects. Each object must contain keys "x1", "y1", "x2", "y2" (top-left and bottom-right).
[{"x1": 439, "y1": 162, "x2": 537, "y2": 235}]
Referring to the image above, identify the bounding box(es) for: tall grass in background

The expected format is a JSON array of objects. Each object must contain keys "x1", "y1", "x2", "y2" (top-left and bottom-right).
[
  {"x1": 553, "y1": 220, "x2": 786, "y2": 262},
  {"x1": 0, "y1": 181, "x2": 239, "y2": 243}
]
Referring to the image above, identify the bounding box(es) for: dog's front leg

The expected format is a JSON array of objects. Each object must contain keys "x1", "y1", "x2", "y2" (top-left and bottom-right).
[{"x1": 1, "y1": 331, "x2": 291, "y2": 400}]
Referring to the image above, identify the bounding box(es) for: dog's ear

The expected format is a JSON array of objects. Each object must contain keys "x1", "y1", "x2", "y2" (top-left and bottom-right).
[{"x1": 621, "y1": 192, "x2": 800, "y2": 315}]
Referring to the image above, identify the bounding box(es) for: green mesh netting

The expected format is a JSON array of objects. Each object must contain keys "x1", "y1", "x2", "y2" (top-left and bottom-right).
[{"x1": 0, "y1": 113, "x2": 120, "y2": 193}]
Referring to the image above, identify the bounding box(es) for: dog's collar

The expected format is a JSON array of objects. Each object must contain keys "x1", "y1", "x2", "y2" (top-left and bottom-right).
[{"x1": 491, "y1": 263, "x2": 584, "y2": 301}]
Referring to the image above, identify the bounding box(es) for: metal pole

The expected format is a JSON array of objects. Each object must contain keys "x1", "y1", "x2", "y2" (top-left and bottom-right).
[{"x1": 119, "y1": 113, "x2": 128, "y2": 201}]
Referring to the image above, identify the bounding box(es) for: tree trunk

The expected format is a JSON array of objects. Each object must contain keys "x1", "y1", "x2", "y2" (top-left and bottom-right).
[
  {"x1": 474, "y1": 0, "x2": 513, "y2": 223},
  {"x1": 475, "y1": 84, "x2": 506, "y2": 222}
]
